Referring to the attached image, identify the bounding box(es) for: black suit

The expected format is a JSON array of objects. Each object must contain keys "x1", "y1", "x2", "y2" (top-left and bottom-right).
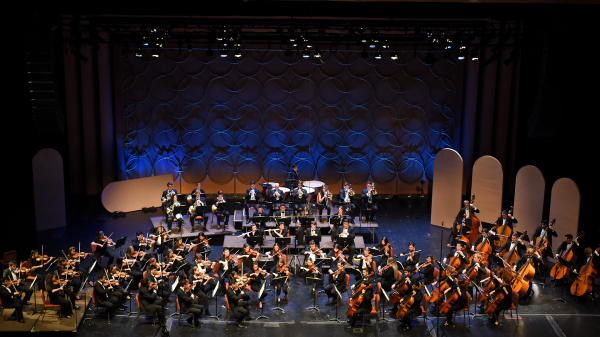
[
  {"x1": 291, "y1": 188, "x2": 308, "y2": 215},
  {"x1": 494, "y1": 215, "x2": 518, "y2": 231},
  {"x1": 213, "y1": 198, "x2": 229, "y2": 226},
  {"x1": 176, "y1": 287, "x2": 203, "y2": 320},
  {"x1": 402, "y1": 289, "x2": 423, "y2": 328},
  {"x1": 400, "y1": 251, "x2": 420, "y2": 272},
  {"x1": 226, "y1": 287, "x2": 251, "y2": 323},
  {"x1": 305, "y1": 227, "x2": 322, "y2": 245},
  {"x1": 166, "y1": 200, "x2": 184, "y2": 231},
  {"x1": 147, "y1": 273, "x2": 171, "y2": 300},
  {"x1": 189, "y1": 197, "x2": 208, "y2": 228},
  {"x1": 457, "y1": 206, "x2": 479, "y2": 228},
  {"x1": 93, "y1": 281, "x2": 120, "y2": 313},
  {"x1": 244, "y1": 187, "x2": 261, "y2": 220},
  {"x1": 378, "y1": 264, "x2": 397, "y2": 291},
  {"x1": 361, "y1": 188, "x2": 378, "y2": 221},
  {"x1": 325, "y1": 268, "x2": 346, "y2": 300},
  {"x1": 0, "y1": 285, "x2": 24, "y2": 320},
  {"x1": 162, "y1": 189, "x2": 177, "y2": 200},
  {"x1": 338, "y1": 188, "x2": 356, "y2": 220},
  {"x1": 349, "y1": 278, "x2": 373, "y2": 327},
  {"x1": 555, "y1": 241, "x2": 581, "y2": 268},
  {"x1": 532, "y1": 226, "x2": 558, "y2": 250},
  {"x1": 139, "y1": 286, "x2": 164, "y2": 322},
  {"x1": 273, "y1": 210, "x2": 291, "y2": 226},
  {"x1": 3, "y1": 268, "x2": 32, "y2": 302},
  {"x1": 334, "y1": 226, "x2": 356, "y2": 261},
  {"x1": 270, "y1": 188, "x2": 285, "y2": 204},
  {"x1": 498, "y1": 240, "x2": 526, "y2": 258}
]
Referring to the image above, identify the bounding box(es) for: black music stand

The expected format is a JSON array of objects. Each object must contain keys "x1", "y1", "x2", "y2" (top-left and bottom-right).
[
  {"x1": 306, "y1": 234, "x2": 321, "y2": 245},
  {"x1": 247, "y1": 236, "x2": 264, "y2": 247},
  {"x1": 252, "y1": 215, "x2": 269, "y2": 228},
  {"x1": 330, "y1": 217, "x2": 341, "y2": 228},
  {"x1": 306, "y1": 276, "x2": 323, "y2": 311},
  {"x1": 115, "y1": 236, "x2": 127, "y2": 256},
  {"x1": 299, "y1": 217, "x2": 313, "y2": 228},
  {"x1": 285, "y1": 178, "x2": 295, "y2": 189},
  {"x1": 275, "y1": 217, "x2": 292, "y2": 227},
  {"x1": 329, "y1": 284, "x2": 344, "y2": 323},
  {"x1": 193, "y1": 205, "x2": 209, "y2": 224},
  {"x1": 275, "y1": 237, "x2": 291, "y2": 248}
]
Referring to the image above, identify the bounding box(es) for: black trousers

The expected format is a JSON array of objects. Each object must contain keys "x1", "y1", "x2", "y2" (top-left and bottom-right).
[
  {"x1": 167, "y1": 217, "x2": 184, "y2": 231},
  {"x1": 324, "y1": 283, "x2": 345, "y2": 300},
  {"x1": 232, "y1": 302, "x2": 250, "y2": 323},
  {"x1": 4, "y1": 299, "x2": 24, "y2": 320},
  {"x1": 17, "y1": 283, "x2": 33, "y2": 302},
  {"x1": 94, "y1": 250, "x2": 115, "y2": 266},
  {"x1": 494, "y1": 302, "x2": 511, "y2": 316},
  {"x1": 318, "y1": 204, "x2": 331, "y2": 219},
  {"x1": 217, "y1": 211, "x2": 230, "y2": 226},
  {"x1": 51, "y1": 297, "x2": 73, "y2": 316},
  {"x1": 402, "y1": 307, "x2": 420, "y2": 327},
  {"x1": 244, "y1": 203, "x2": 258, "y2": 219},
  {"x1": 364, "y1": 204, "x2": 378, "y2": 221},
  {"x1": 250, "y1": 284, "x2": 267, "y2": 302},
  {"x1": 273, "y1": 281, "x2": 289, "y2": 297},
  {"x1": 350, "y1": 307, "x2": 369, "y2": 326},
  {"x1": 99, "y1": 297, "x2": 120, "y2": 313},
  {"x1": 194, "y1": 289, "x2": 210, "y2": 309},
  {"x1": 184, "y1": 304, "x2": 203, "y2": 320},
  {"x1": 445, "y1": 303, "x2": 465, "y2": 322}
]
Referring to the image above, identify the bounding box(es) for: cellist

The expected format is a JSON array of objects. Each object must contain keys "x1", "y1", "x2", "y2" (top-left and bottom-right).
[
  {"x1": 398, "y1": 283, "x2": 423, "y2": 331},
  {"x1": 493, "y1": 210, "x2": 518, "y2": 231},
  {"x1": 463, "y1": 253, "x2": 489, "y2": 284},
  {"x1": 572, "y1": 247, "x2": 600, "y2": 298},
  {"x1": 390, "y1": 269, "x2": 417, "y2": 313},
  {"x1": 487, "y1": 278, "x2": 513, "y2": 326},
  {"x1": 442, "y1": 277, "x2": 469, "y2": 327},
  {"x1": 443, "y1": 242, "x2": 470, "y2": 275},
  {"x1": 512, "y1": 248, "x2": 543, "y2": 300},
  {"x1": 456, "y1": 199, "x2": 480, "y2": 233},
  {"x1": 554, "y1": 234, "x2": 581, "y2": 270},
  {"x1": 497, "y1": 233, "x2": 526, "y2": 259},
  {"x1": 471, "y1": 228, "x2": 500, "y2": 261},
  {"x1": 531, "y1": 219, "x2": 557, "y2": 257},
  {"x1": 346, "y1": 269, "x2": 374, "y2": 329}
]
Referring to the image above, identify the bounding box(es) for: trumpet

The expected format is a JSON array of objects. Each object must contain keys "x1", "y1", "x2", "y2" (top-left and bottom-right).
[
  {"x1": 371, "y1": 182, "x2": 377, "y2": 195},
  {"x1": 348, "y1": 187, "x2": 355, "y2": 196},
  {"x1": 298, "y1": 189, "x2": 303, "y2": 198},
  {"x1": 250, "y1": 189, "x2": 256, "y2": 201}
]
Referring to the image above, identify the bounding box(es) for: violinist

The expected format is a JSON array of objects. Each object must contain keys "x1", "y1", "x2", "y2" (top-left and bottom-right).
[
  {"x1": 269, "y1": 221, "x2": 289, "y2": 238},
  {"x1": 92, "y1": 231, "x2": 115, "y2": 265},
  {"x1": 126, "y1": 245, "x2": 145, "y2": 263},
  {"x1": 573, "y1": 247, "x2": 600, "y2": 298},
  {"x1": 217, "y1": 248, "x2": 236, "y2": 290},
  {"x1": 122, "y1": 250, "x2": 144, "y2": 287},
  {"x1": 457, "y1": 199, "x2": 479, "y2": 229},
  {"x1": 292, "y1": 180, "x2": 308, "y2": 219},
  {"x1": 442, "y1": 277, "x2": 469, "y2": 326},
  {"x1": 147, "y1": 265, "x2": 171, "y2": 301},
  {"x1": 189, "y1": 232, "x2": 210, "y2": 256},
  {"x1": 190, "y1": 266, "x2": 213, "y2": 316},
  {"x1": 498, "y1": 233, "x2": 526, "y2": 258},
  {"x1": 133, "y1": 231, "x2": 154, "y2": 252},
  {"x1": 305, "y1": 221, "x2": 322, "y2": 245},
  {"x1": 399, "y1": 242, "x2": 420, "y2": 272},
  {"x1": 173, "y1": 238, "x2": 190, "y2": 257},
  {"x1": 94, "y1": 273, "x2": 126, "y2": 315},
  {"x1": 192, "y1": 253, "x2": 212, "y2": 274},
  {"x1": 240, "y1": 243, "x2": 258, "y2": 274},
  {"x1": 213, "y1": 191, "x2": 229, "y2": 229},
  {"x1": 3, "y1": 261, "x2": 33, "y2": 303},
  {"x1": 328, "y1": 244, "x2": 347, "y2": 265},
  {"x1": 271, "y1": 243, "x2": 286, "y2": 266},
  {"x1": 0, "y1": 277, "x2": 26, "y2": 323},
  {"x1": 28, "y1": 249, "x2": 54, "y2": 281},
  {"x1": 377, "y1": 257, "x2": 399, "y2": 291},
  {"x1": 45, "y1": 273, "x2": 73, "y2": 318},
  {"x1": 335, "y1": 219, "x2": 356, "y2": 262},
  {"x1": 555, "y1": 234, "x2": 581, "y2": 270},
  {"x1": 139, "y1": 278, "x2": 165, "y2": 324},
  {"x1": 415, "y1": 255, "x2": 436, "y2": 285},
  {"x1": 67, "y1": 247, "x2": 91, "y2": 284},
  {"x1": 399, "y1": 283, "x2": 423, "y2": 331},
  {"x1": 361, "y1": 181, "x2": 378, "y2": 223},
  {"x1": 301, "y1": 258, "x2": 322, "y2": 279},
  {"x1": 488, "y1": 278, "x2": 513, "y2": 326},
  {"x1": 338, "y1": 182, "x2": 356, "y2": 222},
  {"x1": 166, "y1": 248, "x2": 190, "y2": 276},
  {"x1": 252, "y1": 206, "x2": 269, "y2": 231},
  {"x1": 346, "y1": 269, "x2": 374, "y2": 329},
  {"x1": 176, "y1": 279, "x2": 203, "y2": 326},
  {"x1": 150, "y1": 225, "x2": 169, "y2": 257},
  {"x1": 316, "y1": 184, "x2": 332, "y2": 223},
  {"x1": 55, "y1": 263, "x2": 81, "y2": 307},
  {"x1": 325, "y1": 260, "x2": 347, "y2": 301},
  {"x1": 244, "y1": 181, "x2": 261, "y2": 224},
  {"x1": 107, "y1": 264, "x2": 132, "y2": 300},
  {"x1": 513, "y1": 248, "x2": 543, "y2": 299},
  {"x1": 356, "y1": 247, "x2": 374, "y2": 272},
  {"x1": 226, "y1": 280, "x2": 253, "y2": 327},
  {"x1": 270, "y1": 259, "x2": 292, "y2": 301},
  {"x1": 166, "y1": 194, "x2": 184, "y2": 232},
  {"x1": 531, "y1": 219, "x2": 558, "y2": 256},
  {"x1": 443, "y1": 242, "x2": 470, "y2": 274},
  {"x1": 493, "y1": 210, "x2": 518, "y2": 231},
  {"x1": 248, "y1": 263, "x2": 269, "y2": 308},
  {"x1": 374, "y1": 237, "x2": 392, "y2": 266}
]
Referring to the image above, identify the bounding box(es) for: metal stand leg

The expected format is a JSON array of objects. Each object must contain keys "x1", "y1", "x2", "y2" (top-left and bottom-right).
[
  {"x1": 209, "y1": 293, "x2": 221, "y2": 321},
  {"x1": 272, "y1": 287, "x2": 284, "y2": 312}
]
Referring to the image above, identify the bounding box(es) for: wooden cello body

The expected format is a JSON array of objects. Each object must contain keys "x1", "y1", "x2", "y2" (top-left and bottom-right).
[
  {"x1": 395, "y1": 294, "x2": 415, "y2": 319},
  {"x1": 570, "y1": 257, "x2": 597, "y2": 297},
  {"x1": 494, "y1": 206, "x2": 514, "y2": 251},
  {"x1": 389, "y1": 281, "x2": 409, "y2": 305},
  {"x1": 438, "y1": 290, "x2": 460, "y2": 315},
  {"x1": 466, "y1": 194, "x2": 482, "y2": 245},
  {"x1": 429, "y1": 280, "x2": 450, "y2": 304},
  {"x1": 476, "y1": 276, "x2": 496, "y2": 303},
  {"x1": 511, "y1": 259, "x2": 536, "y2": 297},
  {"x1": 472, "y1": 239, "x2": 492, "y2": 268},
  {"x1": 484, "y1": 290, "x2": 506, "y2": 314},
  {"x1": 550, "y1": 232, "x2": 585, "y2": 281},
  {"x1": 346, "y1": 282, "x2": 372, "y2": 318}
]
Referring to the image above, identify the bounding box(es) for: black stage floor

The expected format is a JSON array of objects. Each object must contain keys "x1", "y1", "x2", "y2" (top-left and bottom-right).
[{"x1": 32, "y1": 196, "x2": 599, "y2": 337}]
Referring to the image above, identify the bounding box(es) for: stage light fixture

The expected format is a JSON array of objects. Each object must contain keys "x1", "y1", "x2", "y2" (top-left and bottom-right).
[
  {"x1": 374, "y1": 50, "x2": 382, "y2": 59},
  {"x1": 314, "y1": 47, "x2": 321, "y2": 58},
  {"x1": 135, "y1": 47, "x2": 143, "y2": 57},
  {"x1": 391, "y1": 50, "x2": 398, "y2": 60},
  {"x1": 234, "y1": 48, "x2": 242, "y2": 57},
  {"x1": 458, "y1": 46, "x2": 466, "y2": 60},
  {"x1": 142, "y1": 36, "x2": 149, "y2": 46},
  {"x1": 150, "y1": 27, "x2": 157, "y2": 33},
  {"x1": 156, "y1": 37, "x2": 163, "y2": 48},
  {"x1": 306, "y1": 39, "x2": 313, "y2": 48},
  {"x1": 303, "y1": 48, "x2": 310, "y2": 58},
  {"x1": 369, "y1": 41, "x2": 376, "y2": 49},
  {"x1": 361, "y1": 48, "x2": 368, "y2": 58},
  {"x1": 220, "y1": 48, "x2": 228, "y2": 57},
  {"x1": 470, "y1": 48, "x2": 479, "y2": 61},
  {"x1": 151, "y1": 48, "x2": 161, "y2": 58},
  {"x1": 206, "y1": 47, "x2": 214, "y2": 56},
  {"x1": 164, "y1": 28, "x2": 171, "y2": 38}
]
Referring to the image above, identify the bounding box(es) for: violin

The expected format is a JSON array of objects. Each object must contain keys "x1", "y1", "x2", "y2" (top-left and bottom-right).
[
  {"x1": 301, "y1": 265, "x2": 321, "y2": 274},
  {"x1": 335, "y1": 250, "x2": 348, "y2": 264},
  {"x1": 415, "y1": 262, "x2": 431, "y2": 273},
  {"x1": 35, "y1": 254, "x2": 52, "y2": 261},
  {"x1": 70, "y1": 252, "x2": 90, "y2": 259}
]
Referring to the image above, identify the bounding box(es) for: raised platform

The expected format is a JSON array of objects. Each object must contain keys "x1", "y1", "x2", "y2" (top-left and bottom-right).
[
  {"x1": 223, "y1": 234, "x2": 365, "y2": 250},
  {"x1": 149, "y1": 215, "x2": 237, "y2": 237}
]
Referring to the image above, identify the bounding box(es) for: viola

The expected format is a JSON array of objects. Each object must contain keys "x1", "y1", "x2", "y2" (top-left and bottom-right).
[{"x1": 301, "y1": 265, "x2": 320, "y2": 274}]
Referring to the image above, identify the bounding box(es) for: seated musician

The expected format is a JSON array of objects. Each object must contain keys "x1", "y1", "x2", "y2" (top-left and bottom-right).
[
  {"x1": 471, "y1": 228, "x2": 500, "y2": 261},
  {"x1": 270, "y1": 183, "x2": 285, "y2": 208},
  {"x1": 93, "y1": 273, "x2": 126, "y2": 316},
  {"x1": 270, "y1": 243, "x2": 286, "y2": 266},
  {"x1": 189, "y1": 190, "x2": 208, "y2": 232},
  {"x1": 443, "y1": 277, "x2": 469, "y2": 326},
  {"x1": 190, "y1": 266, "x2": 212, "y2": 316},
  {"x1": 443, "y1": 242, "x2": 470, "y2": 274},
  {"x1": 374, "y1": 237, "x2": 393, "y2": 266},
  {"x1": 166, "y1": 194, "x2": 184, "y2": 232},
  {"x1": 398, "y1": 242, "x2": 420, "y2": 272},
  {"x1": 302, "y1": 240, "x2": 325, "y2": 263},
  {"x1": 273, "y1": 204, "x2": 291, "y2": 220},
  {"x1": 488, "y1": 278, "x2": 513, "y2": 326},
  {"x1": 305, "y1": 221, "x2": 322, "y2": 247},
  {"x1": 0, "y1": 277, "x2": 26, "y2": 323},
  {"x1": 139, "y1": 278, "x2": 165, "y2": 324},
  {"x1": 270, "y1": 259, "x2": 292, "y2": 301},
  {"x1": 161, "y1": 182, "x2": 177, "y2": 205},
  {"x1": 356, "y1": 247, "x2": 374, "y2": 272},
  {"x1": 346, "y1": 269, "x2": 374, "y2": 329},
  {"x1": 291, "y1": 181, "x2": 308, "y2": 219},
  {"x1": 295, "y1": 207, "x2": 314, "y2": 245},
  {"x1": 244, "y1": 224, "x2": 262, "y2": 238},
  {"x1": 325, "y1": 260, "x2": 347, "y2": 301},
  {"x1": 107, "y1": 264, "x2": 131, "y2": 299},
  {"x1": 240, "y1": 243, "x2": 257, "y2": 274},
  {"x1": 376, "y1": 257, "x2": 398, "y2": 292},
  {"x1": 247, "y1": 263, "x2": 269, "y2": 309},
  {"x1": 226, "y1": 279, "x2": 253, "y2": 327},
  {"x1": 361, "y1": 181, "x2": 378, "y2": 222},
  {"x1": 176, "y1": 279, "x2": 203, "y2": 326},
  {"x1": 92, "y1": 231, "x2": 115, "y2": 266},
  {"x1": 133, "y1": 231, "x2": 153, "y2": 253},
  {"x1": 190, "y1": 182, "x2": 205, "y2": 200},
  {"x1": 45, "y1": 273, "x2": 73, "y2": 318},
  {"x1": 512, "y1": 248, "x2": 543, "y2": 299},
  {"x1": 447, "y1": 222, "x2": 465, "y2": 248},
  {"x1": 463, "y1": 253, "x2": 489, "y2": 284},
  {"x1": 191, "y1": 232, "x2": 211, "y2": 255},
  {"x1": 166, "y1": 248, "x2": 190, "y2": 276},
  {"x1": 149, "y1": 225, "x2": 170, "y2": 257},
  {"x1": 530, "y1": 219, "x2": 558, "y2": 257},
  {"x1": 555, "y1": 234, "x2": 581, "y2": 269},
  {"x1": 302, "y1": 258, "x2": 322, "y2": 282},
  {"x1": 390, "y1": 269, "x2": 418, "y2": 312},
  {"x1": 147, "y1": 264, "x2": 171, "y2": 301},
  {"x1": 334, "y1": 219, "x2": 356, "y2": 262},
  {"x1": 213, "y1": 191, "x2": 229, "y2": 228},
  {"x1": 316, "y1": 185, "x2": 332, "y2": 223},
  {"x1": 55, "y1": 261, "x2": 81, "y2": 307},
  {"x1": 123, "y1": 249, "x2": 144, "y2": 286},
  {"x1": 269, "y1": 221, "x2": 289, "y2": 238},
  {"x1": 457, "y1": 199, "x2": 479, "y2": 229},
  {"x1": 216, "y1": 248, "x2": 236, "y2": 292},
  {"x1": 3, "y1": 260, "x2": 33, "y2": 304},
  {"x1": 252, "y1": 205, "x2": 269, "y2": 231},
  {"x1": 330, "y1": 206, "x2": 351, "y2": 240},
  {"x1": 573, "y1": 247, "x2": 600, "y2": 298},
  {"x1": 494, "y1": 209, "x2": 518, "y2": 231},
  {"x1": 399, "y1": 283, "x2": 423, "y2": 331},
  {"x1": 414, "y1": 255, "x2": 436, "y2": 285},
  {"x1": 498, "y1": 233, "x2": 526, "y2": 258},
  {"x1": 327, "y1": 244, "x2": 348, "y2": 265},
  {"x1": 67, "y1": 247, "x2": 92, "y2": 286},
  {"x1": 338, "y1": 182, "x2": 356, "y2": 223},
  {"x1": 244, "y1": 181, "x2": 261, "y2": 224}
]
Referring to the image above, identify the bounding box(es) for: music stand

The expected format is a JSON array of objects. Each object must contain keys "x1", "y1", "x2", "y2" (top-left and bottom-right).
[
  {"x1": 275, "y1": 237, "x2": 291, "y2": 248},
  {"x1": 209, "y1": 280, "x2": 221, "y2": 320},
  {"x1": 115, "y1": 236, "x2": 127, "y2": 256},
  {"x1": 256, "y1": 280, "x2": 269, "y2": 320},
  {"x1": 285, "y1": 178, "x2": 295, "y2": 189},
  {"x1": 252, "y1": 215, "x2": 269, "y2": 230},
  {"x1": 247, "y1": 236, "x2": 264, "y2": 247},
  {"x1": 274, "y1": 216, "x2": 292, "y2": 227},
  {"x1": 379, "y1": 288, "x2": 394, "y2": 322},
  {"x1": 299, "y1": 217, "x2": 313, "y2": 228},
  {"x1": 194, "y1": 205, "x2": 209, "y2": 227},
  {"x1": 330, "y1": 217, "x2": 341, "y2": 227},
  {"x1": 329, "y1": 284, "x2": 344, "y2": 323},
  {"x1": 306, "y1": 276, "x2": 323, "y2": 311},
  {"x1": 272, "y1": 275, "x2": 287, "y2": 312}
]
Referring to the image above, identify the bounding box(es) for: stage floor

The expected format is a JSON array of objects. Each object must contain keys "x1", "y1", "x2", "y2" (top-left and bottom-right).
[{"x1": 28, "y1": 197, "x2": 600, "y2": 336}]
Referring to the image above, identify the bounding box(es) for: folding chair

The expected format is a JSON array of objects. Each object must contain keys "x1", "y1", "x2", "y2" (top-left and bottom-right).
[
  {"x1": 40, "y1": 287, "x2": 61, "y2": 322},
  {"x1": 89, "y1": 291, "x2": 111, "y2": 324},
  {"x1": 135, "y1": 284, "x2": 156, "y2": 326},
  {"x1": 500, "y1": 290, "x2": 520, "y2": 326},
  {"x1": 362, "y1": 294, "x2": 380, "y2": 330},
  {"x1": 453, "y1": 293, "x2": 471, "y2": 327},
  {"x1": 175, "y1": 297, "x2": 195, "y2": 328}
]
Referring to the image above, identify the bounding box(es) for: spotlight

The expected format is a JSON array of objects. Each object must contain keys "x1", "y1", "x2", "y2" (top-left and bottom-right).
[
  {"x1": 285, "y1": 47, "x2": 292, "y2": 57},
  {"x1": 306, "y1": 39, "x2": 313, "y2": 48},
  {"x1": 426, "y1": 29, "x2": 433, "y2": 42},
  {"x1": 457, "y1": 46, "x2": 466, "y2": 60},
  {"x1": 142, "y1": 36, "x2": 149, "y2": 46},
  {"x1": 220, "y1": 48, "x2": 228, "y2": 57},
  {"x1": 156, "y1": 37, "x2": 163, "y2": 48},
  {"x1": 303, "y1": 48, "x2": 310, "y2": 58},
  {"x1": 424, "y1": 51, "x2": 437, "y2": 65},
  {"x1": 151, "y1": 48, "x2": 161, "y2": 58},
  {"x1": 391, "y1": 50, "x2": 398, "y2": 60},
  {"x1": 470, "y1": 48, "x2": 479, "y2": 61},
  {"x1": 374, "y1": 50, "x2": 382, "y2": 59},
  {"x1": 135, "y1": 47, "x2": 143, "y2": 57},
  {"x1": 314, "y1": 47, "x2": 321, "y2": 58},
  {"x1": 150, "y1": 27, "x2": 157, "y2": 33},
  {"x1": 234, "y1": 48, "x2": 242, "y2": 57},
  {"x1": 206, "y1": 47, "x2": 214, "y2": 56},
  {"x1": 361, "y1": 48, "x2": 368, "y2": 58},
  {"x1": 369, "y1": 40, "x2": 376, "y2": 48}
]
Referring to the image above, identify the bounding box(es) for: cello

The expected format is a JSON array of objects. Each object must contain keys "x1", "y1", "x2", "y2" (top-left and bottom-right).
[
  {"x1": 395, "y1": 292, "x2": 416, "y2": 319},
  {"x1": 471, "y1": 236, "x2": 493, "y2": 268},
  {"x1": 346, "y1": 277, "x2": 373, "y2": 318},
  {"x1": 429, "y1": 275, "x2": 454, "y2": 304},
  {"x1": 532, "y1": 218, "x2": 556, "y2": 257},
  {"x1": 476, "y1": 274, "x2": 498, "y2": 303},
  {"x1": 502, "y1": 231, "x2": 527, "y2": 268},
  {"x1": 510, "y1": 253, "x2": 537, "y2": 297},
  {"x1": 570, "y1": 247, "x2": 599, "y2": 297},
  {"x1": 455, "y1": 219, "x2": 471, "y2": 248},
  {"x1": 484, "y1": 285, "x2": 508, "y2": 314},
  {"x1": 389, "y1": 278, "x2": 410, "y2": 305},
  {"x1": 466, "y1": 194, "x2": 482, "y2": 245},
  {"x1": 438, "y1": 287, "x2": 460, "y2": 315},
  {"x1": 550, "y1": 232, "x2": 585, "y2": 281},
  {"x1": 494, "y1": 206, "x2": 514, "y2": 251}
]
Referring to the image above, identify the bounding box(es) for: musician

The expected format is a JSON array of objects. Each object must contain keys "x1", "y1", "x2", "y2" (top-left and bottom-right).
[
  {"x1": 244, "y1": 224, "x2": 263, "y2": 239},
  {"x1": 147, "y1": 264, "x2": 171, "y2": 301},
  {"x1": 189, "y1": 191, "x2": 208, "y2": 232},
  {"x1": 415, "y1": 255, "x2": 436, "y2": 285},
  {"x1": 399, "y1": 243, "x2": 420, "y2": 272},
  {"x1": 190, "y1": 266, "x2": 212, "y2": 316},
  {"x1": 316, "y1": 185, "x2": 332, "y2": 223},
  {"x1": 0, "y1": 277, "x2": 26, "y2": 323},
  {"x1": 213, "y1": 191, "x2": 229, "y2": 228},
  {"x1": 361, "y1": 181, "x2": 378, "y2": 222},
  {"x1": 463, "y1": 253, "x2": 488, "y2": 283},
  {"x1": 399, "y1": 283, "x2": 423, "y2": 331},
  {"x1": 328, "y1": 244, "x2": 348, "y2": 265},
  {"x1": 573, "y1": 247, "x2": 600, "y2": 298},
  {"x1": 54, "y1": 264, "x2": 80, "y2": 308},
  {"x1": 443, "y1": 242, "x2": 470, "y2": 274},
  {"x1": 448, "y1": 222, "x2": 466, "y2": 247},
  {"x1": 166, "y1": 194, "x2": 184, "y2": 232},
  {"x1": 513, "y1": 248, "x2": 543, "y2": 299},
  {"x1": 325, "y1": 260, "x2": 347, "y2": 301},
  {"x1": 555, "y1": 234, "x2": 581, "y2": 269},
  {"x1": 176, "y1": 279, "x2": 203, "y2": 326},
  {"x1": 488, "y1": 278, "x2": 513, "y2": 326},
  {"x1": 269, "y1": 221, "x2": 289, "y2": 238},
  {"x1": 133, "y1": 231, "x2": 153, "y2": 253},
  {"x1": 217, "y1": 248, "x2": 236, "y2": 287},
  {"x1": 270, "y1": 183, "x2": 285, "y2": 207},
  {"x1": 93, "y1": 273, "x2": 125, "y2": 316},
  {"x1": 92, "y1": 231, "x2": 115, "y2": 266},
  {"x1": 374, "y1": 237, "x2": 393, "y2": 266},
  {"x1": 45, "y1": 273, "x2": 73, "y2": 318},
  {"x1": 252, "y1": 205, "x2": 269, "y2": 231},
  {"x1": 498, "y1": 233, "x2": 526, "y2": 258},
  {"x1": 330, "y1": 206, "x2": 350, "y2": 240},
  {"x1": 288, "y1": 164, "x2": 299, "y2": 189},
  {"x1": 244, "y1": 181, "x2": 261, "y2": 224},
  {"x1": 150, "y1": 225, "x2": 170, "y2": 257},
  {"x1": 67, "y1": 247, "x2": 91, "y2": 285},
  {"x1": 305, "y1": 221, "x2": 322, "y2": 245},
  {"x1": 226, "y1": 280, "x2": 253, "y2": 327},
  {"x1": 240, "y1": 243, "x2": 257, "y2": 274},
  {"x1": 334, "y1": 220, "x2": 356, "y2": 262},
  {"x1": 295, "y1": 207, "x2": 313, "y2": 246},
  {"x1": 377, "y1": 257, "x2": 399, "y2": 291},
  {"x1": 191, "y1": 232, "x2": 211, "y2": 255},
  {"x1": 271, "y1": 243, "x2": 286, "y2": 266},
  {"x1": 139, "y1": 278, "x2": 165, "y2": 324},
  {"x1": 356, "y1": 247, "x2": 374, "y2": 272},
  {"x1": 292, "y1": 181, "x2": 308, "y2": 218},
  {"x1": 391, "y1": 270, "x2": 418, "y2": 313},
  {"x1": 346, "y1": 269, "x2": 374, "y2": 329},
  {"x1": 274, "y1": 204, "x2": 291, "y2": 221},
  {"x1": 162, "y1": 182, "x2": 177, "y2": 203},
  {"x1": 493, "y1": 210, "x2": 518, "y2": 231},
  {"x1": 190, "y1": 182, "x2": 205, "y2": 200},
  {"x1": 338, "y1": 182, "x2": 356, "y2": 222},
  {"x1": 107, "y1": 264, "x2": 132, "y2": 300},
  {"x1": 123, "y1": 249, "x2": 144, "y2": 286},
  {"x1": 457, "y1": 199, "x2": 479, "y2": 229},
  {"x1": 270, "y1": 259, "x2": 292, "y2": 301},
  {"x1": 302, "y1": 258, "x2": 322, "y2": 281},
  {"x1": 531, "y1": 219, "x2": 558, "y2": 256},
  {"x1": 247, "y1": 263, "x2": 269, "y2": 309},
  {"x1": 471, "y1": 228, "x2": 500, "y2": 259},
  {"x1": 442, "y1": 278, "x2": 469, "y2": 327},
  {"x1": 3, "y1": 261, "x2": 33, "y2": 303}
]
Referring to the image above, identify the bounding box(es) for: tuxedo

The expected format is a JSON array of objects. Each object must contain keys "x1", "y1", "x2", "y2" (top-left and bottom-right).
[
  {"x1": 445, "y1": 250, "x2": 470, "y2": 274},
  {"x1": 176, "y1": 287, "x2": 203, "y2": 320},
  {"x1": 225, "y1": 287, "x2": 251, "y2": 323},
  {"x1": 532, "y1": 226, "x2": 558, "y2": 248},
  {"x1": 325, "y1": 268, "x2": 346, "y2": 299},
  {"x1": 244, "y1": 187, "x2": 261, "y2": 221},
  {"x1": 213, "y1": 198, "x2": 229, "y2": 226},
  {"x1": 3, "y1": 268, "x2": 32, "y2": 302},
  {"x1": 494, "y1": 215, "x2": 518, "y2": 231},
  {"x1": 338, "y1": 188, "x2": 356, "y2": 221},
  {"x1": 93, "y1": 281, "x2": 121, "y2": 313},
  {"x1": 139, "y1": 286, "x2": 163, "y2": 319},
  {"x1": 0, "y1": 285, "x2": 24, "y2": 320},
  {"x1": 273, "y1": 210, "x2": 291, "y2": 225},
  {"x1": 361, "y1": 188, "x2": 378, "y2": 221},
  {"x1": 498, "y1": 240, "x2": 526, "y2": 257},
  {"x1": 472, "y1": 233, "x2": 500, "y2": 254}
]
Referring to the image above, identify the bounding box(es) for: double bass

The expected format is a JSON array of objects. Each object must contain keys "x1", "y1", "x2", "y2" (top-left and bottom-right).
[
  {"x1": 502, "y1": 231, "x2": 528, "y2": 267},
  {"x1": 466, "y1": 194, "x2": 482, "y2": 245},
  {"x1": 455, "y1": 219, "x2": 471, "y2": 248},
  {"x1": 493, "y1": 206, "x2": 514, "y2": 250},
  {"x1": 570, "y1": 247, "x2": 599, "y2": 297},
  {"x1": 532, "y1": 218, "x2": 556, "y2": 256},
  {"x1": 550, "y1": 232, "x2": 585, "y2": 281}
]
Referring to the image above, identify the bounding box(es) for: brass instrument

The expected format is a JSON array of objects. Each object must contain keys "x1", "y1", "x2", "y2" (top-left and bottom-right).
[
  {"x1": 274, "y1": 190, "x2": 281, "y2": 201},
  {"x1": 212, "y1": 198, "x2": 226, "y2": 214},
  {"x1": 167, "y1": 201, "x2": 181, "y2": 217},
  {"x1": 371, "y1": 183, "x2": 377, "y2": 195},
  {"x1": 298, "y1": 188, "x2": 304, "y2": 198},
  {"x1": 348, "y1": 186, "x2": 355, "y2": 196},
  {"x1": 189, "y1": 198, "x2": 204, "y2": 214},
  {"x1": 250, "y1": 189, "x2": 256, "y2": 201},
  {"x1": 162, "y1": 190, "x2": 175, "y2": 205},
  {"x1": 187, "y1": 194, "x2": 193, "y2": 203}
]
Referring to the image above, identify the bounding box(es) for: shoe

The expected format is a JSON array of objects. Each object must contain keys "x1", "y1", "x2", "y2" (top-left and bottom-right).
[
  {"x1": 18, "y1": 319, "x2": 26, "y2": 324},
  {"x1": 345, "y1": 324, "x2": 353, "y2": 329},
  {"x1": 246, "y1": 219, "x2": 251, "y2": 224},
  {"x1": 236, "y1": 322, "x2": 246, "y2": 328},
  {"x1": 118, "y1": 307, "x2": 125, "y2": 311},
  {"x1": 121, "y1": 304, "x2": 128, "y2": 308}
]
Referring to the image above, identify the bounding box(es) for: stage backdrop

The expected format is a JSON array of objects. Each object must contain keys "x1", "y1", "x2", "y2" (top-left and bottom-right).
[{"x1": 118, "y1": 50, "x2": 456, "y2": 193}]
